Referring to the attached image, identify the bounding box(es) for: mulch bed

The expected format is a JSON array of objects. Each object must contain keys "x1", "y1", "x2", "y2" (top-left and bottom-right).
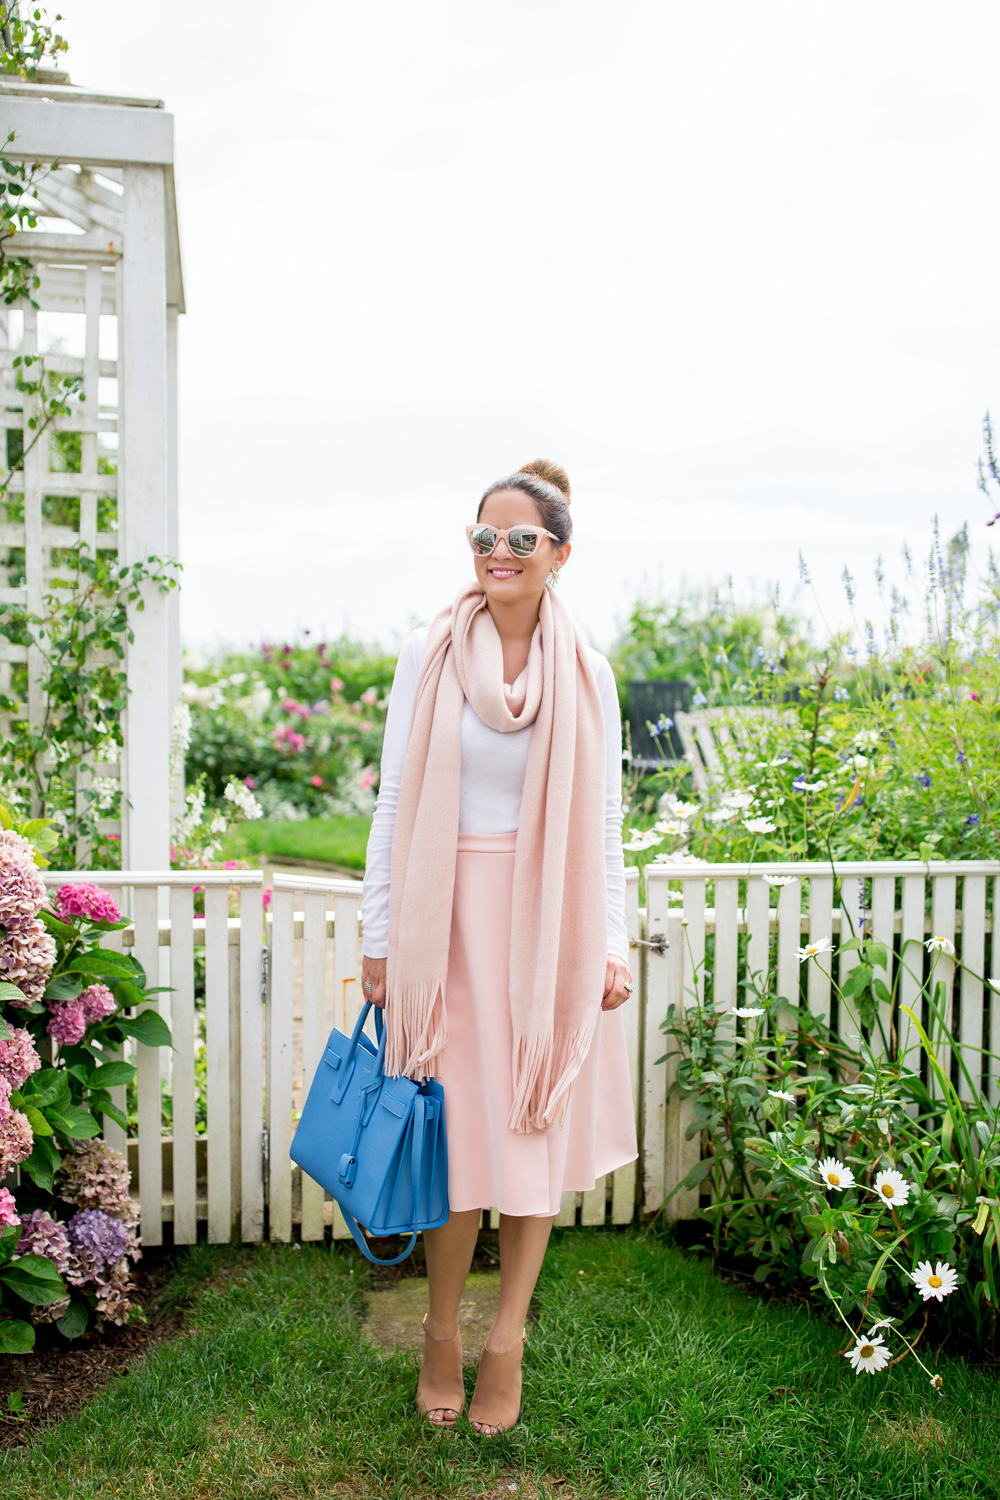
[{"x1": 0, "y1": 1250, "x2": 184, "y2": 1449}]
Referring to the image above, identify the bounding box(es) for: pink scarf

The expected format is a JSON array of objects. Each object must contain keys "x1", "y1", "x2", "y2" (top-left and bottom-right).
[{"x1": 385, "y1": 581, "x2": 608, "y2": 1133}]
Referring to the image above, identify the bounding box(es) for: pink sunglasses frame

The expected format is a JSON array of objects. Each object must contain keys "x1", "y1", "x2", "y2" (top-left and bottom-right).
[{"x1": 465, "y1": 522, "x2": 562, "y2": 557}]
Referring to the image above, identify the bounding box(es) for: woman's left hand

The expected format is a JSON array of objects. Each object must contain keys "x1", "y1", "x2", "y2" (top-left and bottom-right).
[{"x1": 602, "y1": 955, "x2": 634, "y2": 1011}]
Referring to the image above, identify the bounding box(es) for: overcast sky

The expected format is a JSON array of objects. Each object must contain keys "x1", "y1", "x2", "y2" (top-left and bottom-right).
[{"x1": 65, "y1": 0, "x2": 1000, "y2": 655}]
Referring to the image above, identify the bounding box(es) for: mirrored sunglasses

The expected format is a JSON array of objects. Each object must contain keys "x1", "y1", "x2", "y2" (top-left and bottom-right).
[{"x1": 466, "y1": 523, "x2": 561, "y2": 558}]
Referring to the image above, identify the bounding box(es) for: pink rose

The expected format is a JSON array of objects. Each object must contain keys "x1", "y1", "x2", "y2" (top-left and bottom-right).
[
  {"x1": 310, "y1": 776, "x2": 323, "y2": 788},
  {"x1": 330, "y1": 677, "x2": 344, "y2": 694}
]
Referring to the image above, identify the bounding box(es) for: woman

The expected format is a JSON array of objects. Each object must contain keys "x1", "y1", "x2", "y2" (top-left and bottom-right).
[{"x1": 360, "y1": 459, "x2": 637, "y2": 1436}]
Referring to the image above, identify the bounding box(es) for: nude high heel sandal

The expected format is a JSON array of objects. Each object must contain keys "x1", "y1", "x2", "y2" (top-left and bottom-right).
[
  {"x1": 415, "y1": 1315, "x2": 465, "y2": 1428},
  {"x1": 468, "y1": 1328, "x2": 527, "y2": 1437}
]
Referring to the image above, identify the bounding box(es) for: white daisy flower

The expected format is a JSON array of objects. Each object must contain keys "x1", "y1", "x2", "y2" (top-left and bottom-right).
[
  {"x1": 929, "y1": 1374, "x2": 944, "y2": 1391},
  {"x1": 768, "y1": 1088, "x2": 796, "y2": 1102},
  {"x1": 763, "y1": 874, "x2": 797, "y2": 887},
  {"x1": 724, "y1": 790, "x2": 757, "y2": 811},
  {"x1": 873, "y1": 1169, "x2": 912, "y2": 1208},
  {"x1": 911, "y1": 1260, "x2": 959, "y2": 1301},
  {"x1": 708, "y1": 808, "x2": 736, "y2": 824},
  {"x1": 817, "y1": 1156, "x2": 856, "y2": 1190},
  {"x1": 796, "y1": 937, "x2": 833, "y2": 962},
  {"x1": 653, "y1": 820, "x2": 687, "y2": 837},
  {"x1": 866, "y1": 1318, "x2": 896, "y2": 1333},
  {"x1": 846, "y1": 1334, "x2": 892, "y2": 1375},
  {"x1": 743, "y1": 817, "x2": 777, "y2": 835},
  {"x1": 925, "y1": 936, "x2": 955, "y2": 956},
  {"x1": 730, "y1": 1005, "x2": 766, "y2": 1019}
]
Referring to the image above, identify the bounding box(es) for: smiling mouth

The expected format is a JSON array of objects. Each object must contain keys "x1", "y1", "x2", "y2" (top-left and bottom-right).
[{"x1": 487, "y1": 567, "x2": 521, "y2": 578}]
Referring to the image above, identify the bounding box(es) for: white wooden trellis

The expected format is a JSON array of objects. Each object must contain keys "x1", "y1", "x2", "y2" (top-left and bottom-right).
[
  {"x1": 0, "y1": 69, "x2": 183, "y2": 869},
  {"x1": 39, "y1": 859, "x2": 999, "y2": 1241}
]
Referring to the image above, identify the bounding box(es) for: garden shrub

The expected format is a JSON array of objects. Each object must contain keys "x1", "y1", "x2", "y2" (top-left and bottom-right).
[
  {"x1": 663, "y1": 917, "x2": 1000, "y2": 1380},
  {"x1": 0, "y1": 807, "x2": 169, "y2": 1353},
  {"x1": 181, "y1": 636, "x2": 395, "y2": 819}
]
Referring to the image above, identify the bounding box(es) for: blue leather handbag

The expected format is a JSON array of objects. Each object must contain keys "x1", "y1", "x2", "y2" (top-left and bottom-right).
[{"x1": 290, "y1": 1000, "x2": 449, "y2": 1264}]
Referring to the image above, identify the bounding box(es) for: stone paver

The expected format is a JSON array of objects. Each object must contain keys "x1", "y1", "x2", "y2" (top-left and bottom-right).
[{"x1": 362, "y1": 1272, "x2": 500, "y2": 1363}]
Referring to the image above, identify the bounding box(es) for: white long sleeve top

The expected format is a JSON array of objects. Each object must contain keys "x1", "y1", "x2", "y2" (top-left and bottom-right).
[{"x1": 361, "y1": 625, "x2": 629, "y2": 962}]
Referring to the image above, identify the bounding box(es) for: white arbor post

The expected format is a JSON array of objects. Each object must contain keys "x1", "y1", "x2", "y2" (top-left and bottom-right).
[{"x1": 0, "y1": 69, "x2": 184, "y2": 867}]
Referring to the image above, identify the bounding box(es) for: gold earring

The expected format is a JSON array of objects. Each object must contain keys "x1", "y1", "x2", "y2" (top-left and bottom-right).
[{"x1": 548, "y1": 567, "x2": 560, "y2": 587}]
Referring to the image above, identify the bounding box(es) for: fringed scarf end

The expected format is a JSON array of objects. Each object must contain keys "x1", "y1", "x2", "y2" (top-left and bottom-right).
[
  {"x1": 385, "y1": 979, "x2": 448, "y2": 1081},
  {"x1": 505, "y1": 1022, "x2": 596, "y2": 1134}
]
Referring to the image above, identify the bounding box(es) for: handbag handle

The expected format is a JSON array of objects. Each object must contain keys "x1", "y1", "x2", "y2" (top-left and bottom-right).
[
  {"x1": 349, "y1": 999, "x2": 387, "y2": 1071},
  {"x1": 344, "y1": 1217, "x2": 418, "y2": 1266}
]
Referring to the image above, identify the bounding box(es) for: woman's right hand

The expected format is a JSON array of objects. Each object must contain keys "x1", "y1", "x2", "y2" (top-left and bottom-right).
[{"x1": 361, "y1": 954, "x2": 387, "y2": 1008}]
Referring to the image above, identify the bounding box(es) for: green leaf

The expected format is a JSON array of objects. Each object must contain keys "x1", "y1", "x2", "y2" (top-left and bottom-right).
[
  {"x1": 88, "y1": 1094, "x2": 128, "y2": 1130},
  {"x1": 22, "y1": 1102, "x2": 54, "y2": 1136},
  {"x1": 66, "y1": 949, "x2": 139, "y2": 978},
  {"x1": 89, "y1": 1060, "x2": 135, "y2": 1087},
  {"x1": 0, "y1": 1222, "x2": 20, "y2": 1266},
  {"x1": 118, "y1": 1009, "x2": 172, "y2": 1049},
  {"x1": 43, "y1": 972, "x2": 84, "y2": 1001},
  {"x1": 114, "y1": 979, "x2": 145, "y2": 1009},
  {"x1": 47, "y1": 1104, "x2": 101, "y2": 1140},
  {"x1": 21, "y1": 1135, "x2": 60, "y2": 1192},
  {"x1": 55, "y1": 1299, "x2": 89, "y2": 1339},
  {"x1": 38, "y1": 909, "x2": 78, "y2": 941},
  {"x1": 0, "y1": 980, "x2": 27, "y2": 1005},
  {"x1": 21, "y1": 1065, "x2": 69, "y2": 1107},
  {"x1": 0, "y1": 1254, "x2": 67, "y2": 1305},
  {"x1": 0, "y1": 1011, "x2": 10, "y2": 1041},
  {"x1": 0, "y1": 1318, "x2": 34, "y2": 1354}
]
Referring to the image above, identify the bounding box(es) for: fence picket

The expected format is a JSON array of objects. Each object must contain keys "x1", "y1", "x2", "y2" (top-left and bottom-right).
[
  {"x1": 664, "y1": 911, "x2": 697, "y2": 1221},
  {"x1": 775, "y1": 877, "x2": 801, "y2": 1036},
  {"x1": 837, "y1": 877, "x2": 866, "y2": 1058},
  {"x1": 807, "y1": 876, "x2": 833, "y2": 1032},
  {"x1": 267, "y1": 888, "x2": 294, "y2": 1242},
  {"x1": 168, "y1": 884, "x2": 196, "y2": 1243},
  {"x1": 959, "y1": 875, "x2": 986, "y2": 1101},
  {"x1": 745, "y1": 878, "x2": 770, "y2": 1008},
  {"x1": 929, "y1": 875, "x2": 957, "y2": 1094},
  {"x1": 132, "y1": 885, "x2": 162, "y2": 1247},
  {"x1": 204, "y1": 885, "x2": 231, "y2": 1242},
  {"x1": 96, "y1": 886, "x2": 127, "y2": 1158},
  {"x1": 611, "y1": 868, "x2": 641, "y2": 1225},
  {"x1": 239, "y1": 883, "x2": 265, "y2": 1243},
  {"x1": 870, "y1": 875, "x2": 896, "y2": 1058},
  {"x1": 898, "y1": 875, "x2": 926, "y2": 1073},
  {"x1": 712, "y1": 878, "x2": 739, "y2": 1043},
  {"x1": 642, "y1": 871, "x2": 671, "y2": 1216},
  {"x1": 300, "y1": 889, "x2": 328, "y2": 1241}
]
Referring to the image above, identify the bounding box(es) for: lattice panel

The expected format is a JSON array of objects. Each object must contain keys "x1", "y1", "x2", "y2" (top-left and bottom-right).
[{"x1": 0, "y1": 166, "x2": 124, "y2": 856}]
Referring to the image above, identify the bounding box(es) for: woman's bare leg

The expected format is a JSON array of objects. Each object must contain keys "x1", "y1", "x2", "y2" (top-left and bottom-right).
[
  {"x1": 420, "y1": 1208, "x2": 481, "y2": 1423},
  {"x1": 471, "y1": 1211, "x2": 555, "y2": 1435},
  {"x1": 423, "y1": 1208, "x2": 481, "y2": 1336}
]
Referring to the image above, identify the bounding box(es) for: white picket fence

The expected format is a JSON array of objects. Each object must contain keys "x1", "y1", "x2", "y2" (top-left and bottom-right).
[{"x1": 41, "y1": 859, "x2": 1000, "y2": 1242}]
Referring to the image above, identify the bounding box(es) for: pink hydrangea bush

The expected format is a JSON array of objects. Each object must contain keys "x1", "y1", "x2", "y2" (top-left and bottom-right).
[
  {"x1": 0, "y1": 1107, "x2": 33, "y2": 1176},
  {"x1": 0, "y1": 1025, "x2": 41, "y2": 1090},
  {"x1": 0, "y1": 1186, "x2": 19, "y2": 1230},
  {"x1": 46, "y1": 998, "x2": 88, "y2": 1047},
  {"x1": 0, "y1": 917, "x2": 57, "y2": 1006},
  {"x1": 53, "y1": 882, "x2": 122, "y2": 926},
  {"x1": 0, "y1": 842, "x2": 46, "y2": 931},
  {"x1": 79, "y1": 983, "x2": 116, "y2": 1023}
]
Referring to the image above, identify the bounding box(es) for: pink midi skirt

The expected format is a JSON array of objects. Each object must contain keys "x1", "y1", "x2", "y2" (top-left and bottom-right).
[{"x1": 434, "y1": 830, "x2": 638, "y2": 1218}]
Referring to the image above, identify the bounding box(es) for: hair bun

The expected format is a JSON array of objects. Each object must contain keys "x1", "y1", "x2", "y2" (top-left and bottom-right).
[{"x1": 519, "y1": 459, "x2": 571, "y2": 502}]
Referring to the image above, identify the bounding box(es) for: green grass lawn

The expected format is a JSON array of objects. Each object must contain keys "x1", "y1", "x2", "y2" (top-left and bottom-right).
[
  {"x1": 4, "y1": 1229, "x2": 998, "y2": 1499},
  {"x1": 222, "y1": 815, "x2": 372, "y2": 872}
]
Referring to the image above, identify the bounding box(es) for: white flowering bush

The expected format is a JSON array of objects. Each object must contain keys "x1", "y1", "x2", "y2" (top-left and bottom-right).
[
  {"x1": 617, "y1": 522, "x2": 1000, "y2": 868},
  {"x1": 662, "y1": 919, "x2": 1000, "y2": 1384}
]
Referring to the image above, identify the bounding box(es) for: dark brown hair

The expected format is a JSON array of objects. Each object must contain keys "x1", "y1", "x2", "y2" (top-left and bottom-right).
[{"x1": 477, "y1": 459, "x2": 572, "y2": 544}]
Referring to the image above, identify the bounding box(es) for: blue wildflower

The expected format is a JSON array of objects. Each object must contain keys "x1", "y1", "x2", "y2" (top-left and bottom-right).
[
  {"x1": 968, "y1": 813, "x2": 981, "y2": 827},
  {"x1": 916, "y1": 771, "x2": 931, "y2": 789},
  {"x1": 692, "y1": 691, "x2": 708, "y2": 708}
]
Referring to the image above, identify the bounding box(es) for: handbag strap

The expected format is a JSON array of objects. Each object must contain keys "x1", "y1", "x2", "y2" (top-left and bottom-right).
[{"x1": 344, "y1": 1215, "x2": 418, "y2": 1266}]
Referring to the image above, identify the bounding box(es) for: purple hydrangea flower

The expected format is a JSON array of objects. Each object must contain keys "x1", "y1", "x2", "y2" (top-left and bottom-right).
[
  {"x1": 0, "y1": 1025, "x2": 41, "y2": 1090},
  {"x1": 0, "y1": 844, "x2": 46, "y2": 932},
  {"x1": 0, "y1": 1108, "x2": 33, "y2": 1177},
  {"x1": 46, "y1": 999, "x2": 87, "y2": 1047},
  {"x1": 59, "y1": 1141, "x2": 137, "y2": 1224},
  {"x1": 54, "y1": 883, "x2": 122, "y2": 925},
  {"x1": 0, "y1": 917, "x2": 57, "y2": 1006},
  {"x1": 66, "y1": 1208, "x2": 129, "y2": 1267},
  {"x1": 16, "y1": 1208, "x2": 72, "y2": 1272},
  {"x1": 0, "y1": 1185, "x2": 19, "y2": 1229},
  {"x1": 79, "y1": 982, "x2": 117, "y2": 1024}
]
